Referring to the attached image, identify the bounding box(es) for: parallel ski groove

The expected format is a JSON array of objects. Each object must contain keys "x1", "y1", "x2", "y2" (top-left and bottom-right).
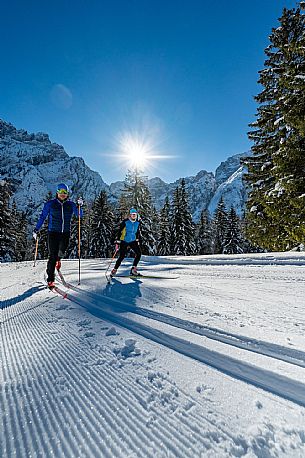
[
  {"x1": 56, "y1": 288, "x2": 305, "y2": 408},
  {"x1": 3, "y1": 307, "x2": 115, "y2": 456},
  {"x1": 3, "y1": 328, "x2": 58, "y2": 457},
  {"x1": 55, "y1": 324, "x2": 203, "y2": 457},
  {"x1": 2, "y1": 311, "x2": 84, "y2": 457},
  {"x1": 3, "y1": 293, "x2": 225, "y2": 457},
  {"x1": 86, "y1": 371, "x2": 195, "y2": 457},
  {"x1": 49, "y1": 310, "x2": 227, "y2": 456},
  {"x1": 12, "y1": 314, "x2": 138, "y2": 457},
  {"x1": 59, "y1": 278, "x2": 305, "y2": 369},
  {"x1": 2, "y1": 297, "x2": 55, "y2": 324}
]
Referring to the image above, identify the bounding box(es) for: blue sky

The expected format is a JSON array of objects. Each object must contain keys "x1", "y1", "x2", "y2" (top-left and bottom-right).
[{"x1": 0, "y1": 0, "x2": 297, "y2": 184}]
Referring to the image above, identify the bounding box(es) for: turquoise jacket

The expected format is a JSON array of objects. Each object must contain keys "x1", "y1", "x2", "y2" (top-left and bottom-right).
[{"x1": 117, "y1": 218, "x2": 141, "y2": 243}]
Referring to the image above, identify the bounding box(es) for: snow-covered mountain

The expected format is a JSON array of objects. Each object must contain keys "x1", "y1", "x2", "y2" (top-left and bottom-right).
[
  {"x1": 0, "y1": 120, "x2": 109, "y2": 222},
  {"x1": 0, "y1": 119, "x2": 250, "y2": 222},
  {"x1": 208, "y1": 163, "x2": 248, "y2": 217},
  {"x1": 150, "y1": 170, "x2": 216, "y2": 222}
]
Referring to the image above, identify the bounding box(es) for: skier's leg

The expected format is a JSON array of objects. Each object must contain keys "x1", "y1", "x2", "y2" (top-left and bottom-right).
[
  {"x1": 47, "y1": 232, "x2": 60, "y2": 282},
  {"x1": 58, "y1": 232, "x2": 70, "y2": 259},
  {"x1": 114, "y1": 241, "x2": 128, "y2": 269},
  {"x1": 130, "y1": 241, "x2": 141, "y2": 267},
  {"x1": 55, "y1": 233, "x2": 70, "y2": 270}
]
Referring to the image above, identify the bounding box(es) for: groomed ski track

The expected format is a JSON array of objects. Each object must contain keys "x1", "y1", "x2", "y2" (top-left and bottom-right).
[
  {"x1": 59, "y1": 279, "x2": 305, "y2": 370},
  {"x1": 3, "y1": 296, "x2": 228, "y2": 458},
  {"x1": 53, "y1": 283, "x2": 305, "y2": 409},
  {"x1": 2, "y1": 255, "x2": 305, "y2": 457},
  {"x1": 2, "y1": 283, "x2": 262, "y2": 458}
]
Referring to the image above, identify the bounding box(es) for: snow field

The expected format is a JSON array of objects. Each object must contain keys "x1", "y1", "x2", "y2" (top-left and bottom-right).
[{"x1": 1, "y1": 254, "x2": 305, "y2": 457}]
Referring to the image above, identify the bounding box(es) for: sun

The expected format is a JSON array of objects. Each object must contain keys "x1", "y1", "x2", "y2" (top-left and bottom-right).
[
  {"x1": 110, "y1": 128, "x2": 177, "y2": 176},
  {"x1": 119, "y1": 133, "x2": 150, "y2": 169}
]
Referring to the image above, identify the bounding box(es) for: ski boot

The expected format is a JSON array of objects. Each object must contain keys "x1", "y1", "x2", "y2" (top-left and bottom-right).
[
  {"x1": 130, "y1": 267, "x2": 141, "y2": 276},
  {"x1": 110, "y1": 268, "x2": 117, "y2": 277},
  {"x1": 47, "y1": 281, "x2": 56, "y2": 290}
]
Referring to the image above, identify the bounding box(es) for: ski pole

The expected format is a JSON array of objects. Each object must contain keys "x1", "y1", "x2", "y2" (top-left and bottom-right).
[
  {"x1": 78, "y1": 203, "x2": 81, "y2": 285},
  {"x1": 105, "y1": 244, "x2": 120, "y2": 278},
  {"x1": 33, "y1": 236, "x2": 39, "y2": 267}
]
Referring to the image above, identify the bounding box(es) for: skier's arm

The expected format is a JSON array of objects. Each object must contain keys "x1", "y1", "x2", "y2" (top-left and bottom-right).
[
  {"x1": 136, "y1": 222, "x2": 142, "y2": 243},
  {"x1": 115, "y1": 220, "x2": 126, "y2": 242},
  {"x1": 35, "y1": 201, "x2": 51, "y2": 231}
]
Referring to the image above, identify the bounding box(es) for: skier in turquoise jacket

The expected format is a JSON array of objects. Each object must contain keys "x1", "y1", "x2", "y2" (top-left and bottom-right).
[{"x1": 111, "y1": 208, "x2": 142, "y2": 277}]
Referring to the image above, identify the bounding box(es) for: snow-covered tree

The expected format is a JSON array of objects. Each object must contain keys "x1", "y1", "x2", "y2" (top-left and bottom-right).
[
  {"x1": 0, "y1": 180, "x2": 15, "y2": 261},
  {"x1": 35, "y1": 191, "x2": 52, "y2": 260},
  {"x1": 223, "y1": 207, "x2": 244, "y2": 254},
  {"x1": 171, "y1": 179, "x2": 195, "y2": 255},
  {"x1": 157, "y1": 196, "x2": 172, "y2": 255},
  {"x1": 11, "y1": 202, "x2": 28, "y2": 261},
  {"x1": 88, "y1": 191, "x2": 114, "y2": 258},
  {"x1": 196, "y1": 210, "x2": 213, "y2": 255},
  {"x1": 245, "y1": 3, "x2": 305, "y2": 250},
  {"x1": 213, "y1": 198, "x2": 228, "y2": 254}
]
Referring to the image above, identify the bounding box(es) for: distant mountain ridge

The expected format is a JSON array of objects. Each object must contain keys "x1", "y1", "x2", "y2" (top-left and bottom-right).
[
  {"x1": 0, "y1": 119, "x2": 109, "y2": 223},
  {"x1": 109, "y1": 152, "x2": 249, "y2": 220},
  {"x1": 0, "y1": 119, "x2": 249, "y2": 223}
]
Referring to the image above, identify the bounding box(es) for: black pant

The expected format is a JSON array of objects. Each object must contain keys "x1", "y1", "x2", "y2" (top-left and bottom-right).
[
  {"x1": 47, "y1": 232, "x2": 70, "y2": 281},
  {"x1": 114, "y1": 240, "x2": 141, "y2": 270}
]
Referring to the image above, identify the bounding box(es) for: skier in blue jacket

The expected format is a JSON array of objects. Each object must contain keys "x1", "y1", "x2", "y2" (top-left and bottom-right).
[
  {"x1": 33, "y1": 183, "x2": 83, "y2": 288},
  {"x1": 111, "y1": 208, "x2": 142, "y2": 277}
]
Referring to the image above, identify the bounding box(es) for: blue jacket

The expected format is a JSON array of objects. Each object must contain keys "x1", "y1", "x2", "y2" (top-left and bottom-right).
[
  {"x1": 35, "y1": 198, "x2": 82, "y2": 233},
  {"x1": 117, "y1": 218, "x2": 141, "y2": 243}
]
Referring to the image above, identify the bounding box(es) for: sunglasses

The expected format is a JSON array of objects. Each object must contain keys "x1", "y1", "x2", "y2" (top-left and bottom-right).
[{"x1": 57, "y1": 189, "x2": 68, "y2": 195}]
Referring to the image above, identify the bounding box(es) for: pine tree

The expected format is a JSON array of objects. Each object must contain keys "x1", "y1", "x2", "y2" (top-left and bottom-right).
[
  {"x1": 213, "y1": 198, "x2": 228, "y2": 254},
  {"x1": 88, "y1": 191, "x2": 114, "y2": 258},
  {"x1": 16, "y1": 211, "x2": 28, "y2": 261},
  {"x1": 157, "y1": 196, "x2": 172, "y2": 255},
  {"x1": 196, "y1": 210, "x2": 213, "y2": 254},
  {"x1": 150, "y1": 205, "x2": 160, "y2": 252},
  {"x1": 171, "y1": 179, "x2": 195, "y2": 255},
  {"x1": 10, "y1": 201, "x2": 19, "y2": 261},
  {"x1": 138, "y1": 186, "x2": 157, "y2": 256},
  {"x1": 0, "y1": 180, "x2": 15, "y2": 262},
  {"x1": 117, "y1": 170, "x2": 134, "y2": 219},
  {"x1": 11, "y1": 202, "x2": 28, "y2": 261},
  {"x1": 223, "y1": 207, "x2": 244, "y2": 254},
  {"x1": 245, "y1": 4, "x2": 305, "y2": 250},
  {"x1": 35, "y1": 191, "x2": 52, "y2": 259}
]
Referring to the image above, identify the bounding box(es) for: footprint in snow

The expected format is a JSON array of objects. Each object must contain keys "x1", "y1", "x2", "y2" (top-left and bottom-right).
[
  {"x1": 56, "y1": 303, "x2": 69, "y2": 310},
  {"x1": 83, "y1": 331, "x2": 95, "y2": 338},
  {"x1": 105, "y1": 326, "x2": 119, "y2": 336},
  {"x1": 113, "y1": 339, "x2": 141, "y2": 358},
  {"x1": 77, "y1": 319, "x2": 91, "y2": 327}
]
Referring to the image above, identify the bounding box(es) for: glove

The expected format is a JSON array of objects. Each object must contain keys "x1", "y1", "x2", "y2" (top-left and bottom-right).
[
  {"x1": 77, "y1": 197, "x2": 84, "y2": 206},
  {"x1": 115, "y1": 241, "x2": 121, "y2": 251},
  {"x1": 33, "y1": 231, "x2": 38, "y2": 241}
]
